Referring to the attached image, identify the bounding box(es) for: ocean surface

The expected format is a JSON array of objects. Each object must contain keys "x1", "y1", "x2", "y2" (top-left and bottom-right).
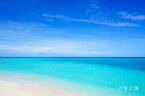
[{"x1": 0, "y1": 57, "x2": 145, "y2": 96}]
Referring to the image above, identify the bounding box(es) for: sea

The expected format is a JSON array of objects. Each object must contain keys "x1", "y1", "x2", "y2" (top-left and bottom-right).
[{"x1": 0, "y1": 57, "x2": 145, "y2": 96}]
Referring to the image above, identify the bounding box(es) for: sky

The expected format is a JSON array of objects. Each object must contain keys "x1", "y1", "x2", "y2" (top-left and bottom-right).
[{"x1": 0, "y1": 0, "x2": 145, "y2": 57}]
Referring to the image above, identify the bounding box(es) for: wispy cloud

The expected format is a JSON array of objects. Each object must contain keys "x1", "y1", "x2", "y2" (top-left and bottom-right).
[
  {"x1": 1, "y1": 21, "x2": 145, "y2": 57},
  {"x1": 0, "y1": 21, "x2": 112, "y2": 57},
  {"x1": 0, "y1": 39, "x2": 112, "y2": 57},
  {"x1": 0, "y1": 21, "x2": 67, "y2": 43},
  {"x1": 73, "y1": 19, "x2": 139, "y2": 27},
  {"x1": 85, "y1": 0, "x2": 99, "y2": 14},
  {"x1": 0, "y1": 45, "x2": 53, "y2": 53},
  {"x1": 118, "y1": 12, "x2": 145, "y2": 20},
  {"x1": 43, "y1": 14, "x2": 139, "y2": 27}
]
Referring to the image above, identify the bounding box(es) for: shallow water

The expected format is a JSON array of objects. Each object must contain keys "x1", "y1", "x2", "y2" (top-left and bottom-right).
[{"x1": 0, "y1": 57, "x2": 145, "y2": 96}]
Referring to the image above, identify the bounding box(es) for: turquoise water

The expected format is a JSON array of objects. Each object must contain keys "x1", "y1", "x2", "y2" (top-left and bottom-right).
[{"x1": 0, "y1": 57, "x2": 145, "y2": 96}]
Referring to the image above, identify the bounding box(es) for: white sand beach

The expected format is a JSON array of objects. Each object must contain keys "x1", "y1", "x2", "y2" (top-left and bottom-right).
[
  {"x1": 0, "y1": 75, "x2": 139, "y2": 96},
  {"x1": 0, "y1": 80, "x2": 75, "y2": 96}
]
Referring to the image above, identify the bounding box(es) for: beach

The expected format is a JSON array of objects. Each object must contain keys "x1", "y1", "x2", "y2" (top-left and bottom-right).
[
  {"x1": 0, "y1": 79, "x2": 75, "y2": 96},
  {"x1": 0, "y1": 73, "x2": 80, "y2": 96},
  {"x1": 0, "y1": 80, "x2": 46, "y2": 96},
  {"x1": 0, "y1": 74, "x2": 104, "y2": 96},
  {"x1": 0, "y1": 73, "x2": 98, "y2": 96},
  {"x1": 0, "y1": 75, "x2": 127, "y2": 96}
]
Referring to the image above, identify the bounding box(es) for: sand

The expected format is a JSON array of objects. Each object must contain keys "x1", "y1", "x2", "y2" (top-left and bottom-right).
[{"x1": 0, "y1": 80, "x2": 75, "y2": 96}]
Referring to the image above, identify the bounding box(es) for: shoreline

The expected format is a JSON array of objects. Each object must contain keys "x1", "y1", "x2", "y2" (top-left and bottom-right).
[
  {"x1": 0, "y1": 73, "x2": 112, "y2": 96},
  {"x1": 0, "y1": 72, "x2": 142, "y2": 96},
  {"x1": 0, "y1": 74, "x2": 97, "y2": 96},
  {"x1": 0, "y1": 79, "x2": 76, "y2": 96}
]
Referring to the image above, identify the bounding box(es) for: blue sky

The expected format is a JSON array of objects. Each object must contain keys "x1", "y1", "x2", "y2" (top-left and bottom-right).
[{"x1": 0, "y1": 0, "x2": 145, "y2": 57}]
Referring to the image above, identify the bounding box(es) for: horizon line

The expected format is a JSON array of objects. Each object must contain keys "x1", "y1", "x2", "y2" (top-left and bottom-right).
[{"x1": 0, "y1": 57, "x2": 145, "y2": 58}]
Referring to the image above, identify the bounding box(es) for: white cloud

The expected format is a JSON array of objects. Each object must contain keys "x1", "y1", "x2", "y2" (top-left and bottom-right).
[
  {"x1": 0, "y1": 39, "x2": 112, "y2": 57},
  {"x1": 0, "y1": 21, "x2": 67, "y2": 43},
  {"x1": 42, "y1": 14, "x2": 70, "y2": 20},
  {"x1": 73, "y1": 19, "x2": 139, "y2": 27},
  {"x1": 43, "y1": 14, "x2": 139, "y2": 27},
  {"x1": 0, "y1": 21, "x2": 144, "y2": 57},
  {"x1": 118, "y1": 12, "x2": 145, "y2": 20},
  {"x1": 85, "y1": 2, "x2": 99, "y2": 14},
  {"x1": 98, "y1": 21, "x2": 139, "y2": 27},
  {"x1": 0, "y1": 45, "x2": 53, "y2": 53},
  {"x1": 0, "y1": 21, "x2": 113, "y2": 56}
]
